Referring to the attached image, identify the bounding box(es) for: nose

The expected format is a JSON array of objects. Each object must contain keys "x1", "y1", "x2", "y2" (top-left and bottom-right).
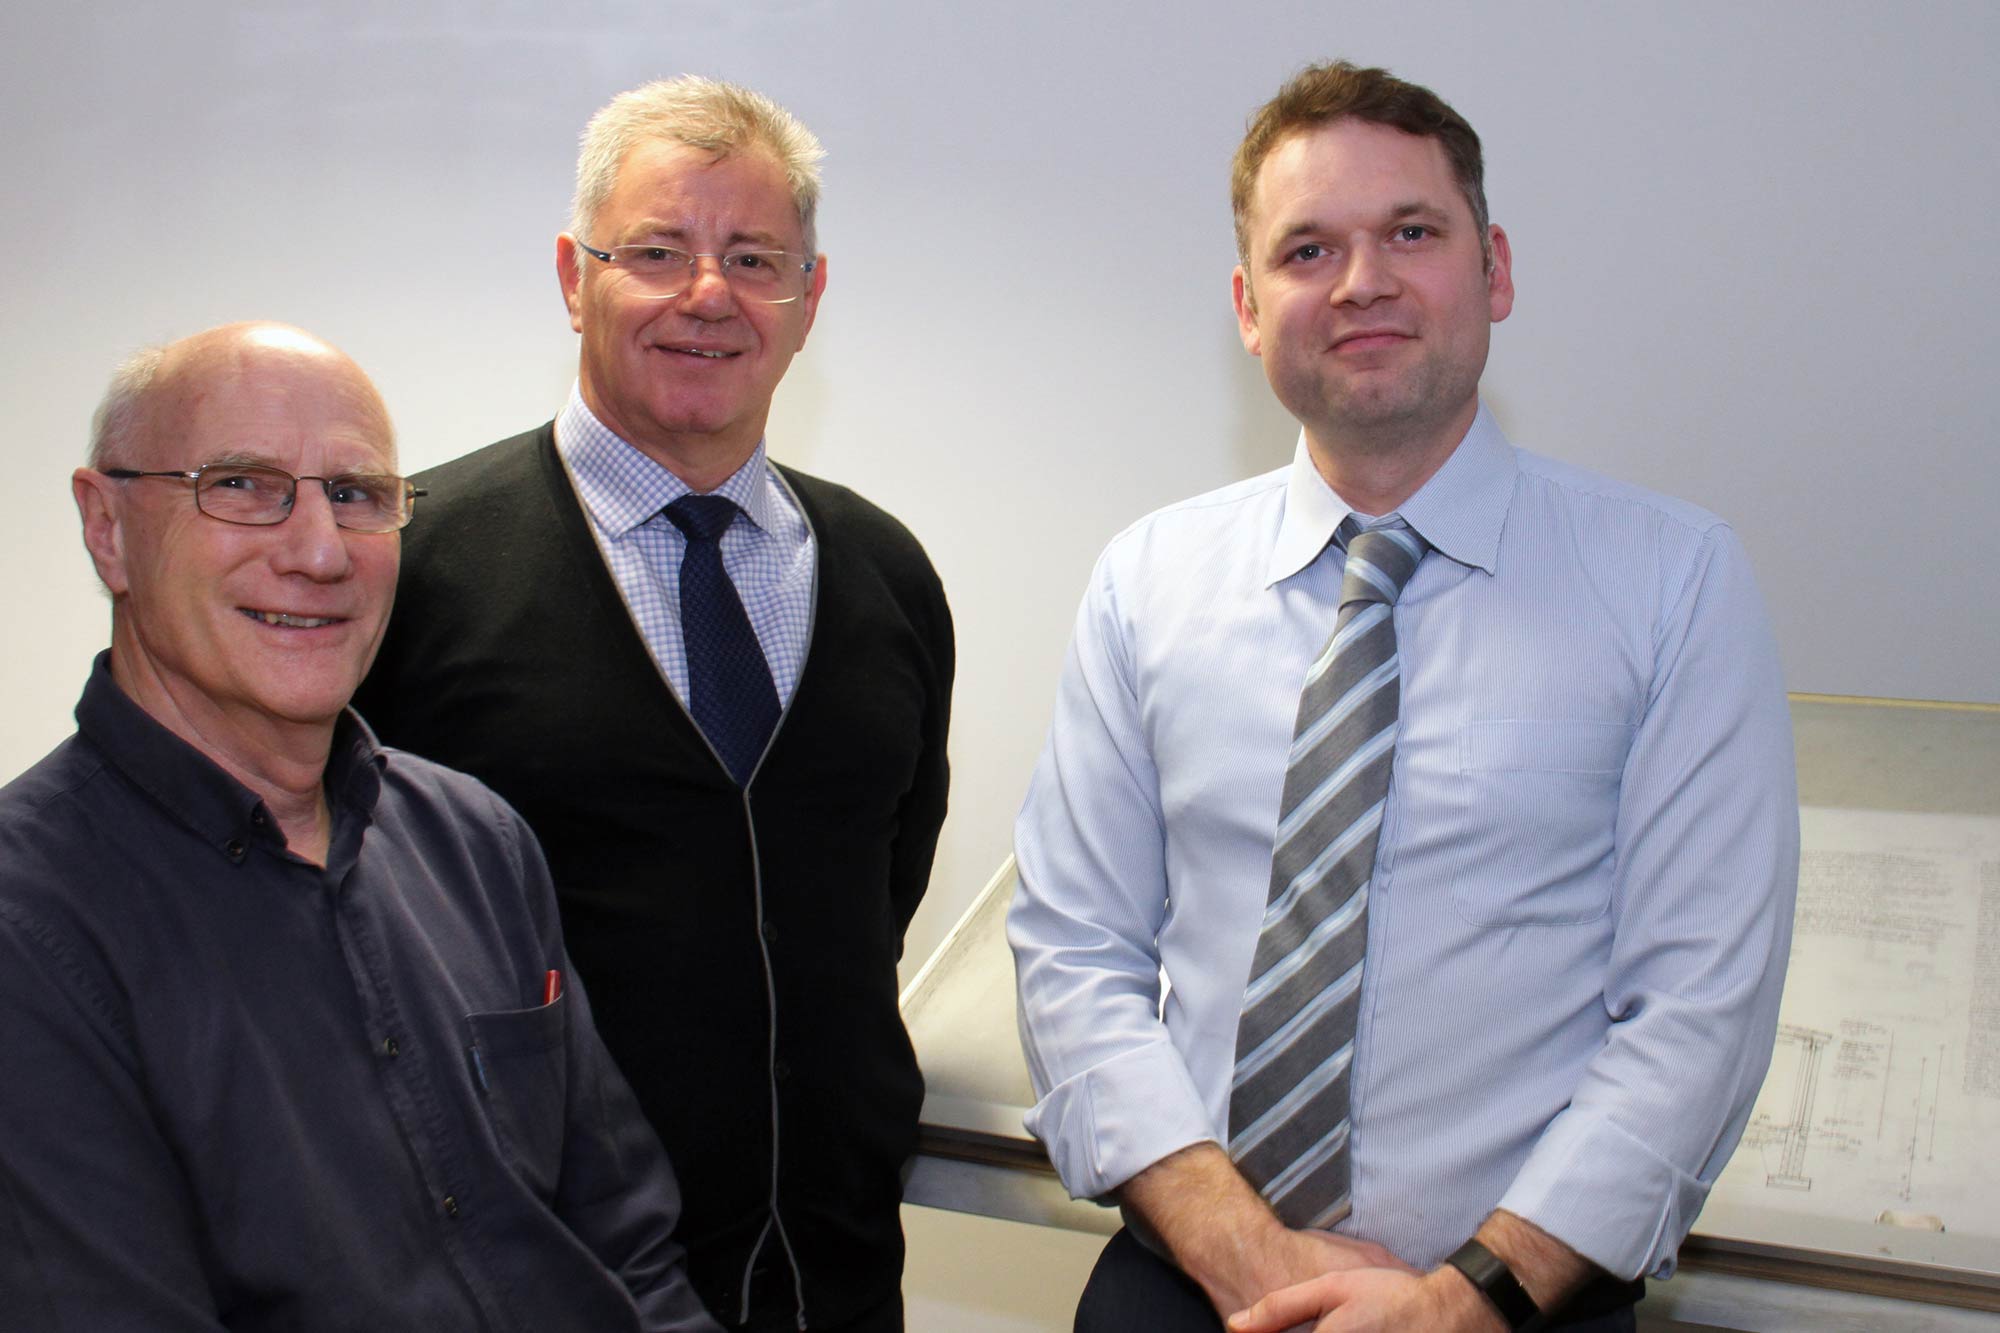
[
  {"x1": 1330, "y1": 243, "x2": 1396, "y2": 308},
  {"x1": 679, "y1": 254, "x2": 738, "y2": 317},
  {"x1": 271, "y1": 482, "x2": 357, "y2": 581}
]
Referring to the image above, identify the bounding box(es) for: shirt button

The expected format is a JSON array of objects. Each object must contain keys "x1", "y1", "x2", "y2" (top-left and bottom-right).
[
  {"x1": 381, "y1": 1037, "x2": 400, "y2": 1058},
  {"x1": 251, "y1": 809, "x2": 268, "y2": 827},
  {"x1": 774, "y1": 1059, "x2": 791, "y2": 1082},
  {"x1": 442, "y1": 1195, "x2": 460, "y2": 1219},
  {"x1": 761, "y1": 919, "x2": 778, "y2": 943},
  {"x1": 225, "y1": 839, "x2": 247, "y2": 862}
]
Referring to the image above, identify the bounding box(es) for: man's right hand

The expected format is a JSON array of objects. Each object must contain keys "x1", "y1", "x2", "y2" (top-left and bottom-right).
[{"x1": 1118, "y1": 1143, "x2": 1414, "y2": 1317}]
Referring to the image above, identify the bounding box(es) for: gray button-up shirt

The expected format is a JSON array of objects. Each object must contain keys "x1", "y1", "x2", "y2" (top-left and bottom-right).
[{"x1": 0, "y1": 654, "x2": 719, "y2": 1333}]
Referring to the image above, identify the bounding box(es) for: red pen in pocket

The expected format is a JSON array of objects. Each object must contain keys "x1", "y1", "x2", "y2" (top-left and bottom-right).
[{"x1": 543, "y1": 969, "x2": 563, "y2": 1005}]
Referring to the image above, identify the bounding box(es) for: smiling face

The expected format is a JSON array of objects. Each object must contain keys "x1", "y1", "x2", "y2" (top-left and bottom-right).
[
  {"x1": 1233, "y1": 117, "x2": 1513, "y2": 469},
  {"x1": 74, "y1": 327, "x2": 400, "y2": 756},
  {"x1": 559, "y1": 139, "x2": 826, "y2": 486}
]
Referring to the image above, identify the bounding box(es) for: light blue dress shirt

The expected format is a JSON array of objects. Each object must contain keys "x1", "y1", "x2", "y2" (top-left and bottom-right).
[
  {"x1": 1009, "y1": 406, "x2": 1799, "y2": 1280},
  {"x1": 556, "y1": 387, "x2": 815, "y2": 707}
]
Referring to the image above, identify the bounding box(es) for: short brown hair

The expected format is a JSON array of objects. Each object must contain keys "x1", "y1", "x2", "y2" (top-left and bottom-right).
[{"x1": 1231, "y1": 61, "x2": 1490, "y2": 269}]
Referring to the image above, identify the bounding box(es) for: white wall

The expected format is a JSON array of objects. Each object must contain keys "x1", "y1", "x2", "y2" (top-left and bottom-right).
[{"x1": 6, "y1": 0, "x2": 1997, "y2": 1004}]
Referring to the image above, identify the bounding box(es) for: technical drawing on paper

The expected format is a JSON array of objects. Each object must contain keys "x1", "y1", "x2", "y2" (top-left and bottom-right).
[
  {"x1": 1707, "y1": 807, "x2": 2000, "y2": 1239},
  {"x1": 1739, "y1": 1023, "x2": 1829, "y2": 1190},
  {"x1": 1731, "y1": 1020, "x2": 1951, "y2": 1204}
]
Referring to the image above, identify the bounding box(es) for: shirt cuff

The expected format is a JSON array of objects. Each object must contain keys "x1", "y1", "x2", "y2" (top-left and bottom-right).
[
  {"x1": 1495, "y1": 1107, "x2": 1706, "y2": 1280},
  {"x1": 1024, "y1": 1037, "x2": 1220, "y2": 1201}
]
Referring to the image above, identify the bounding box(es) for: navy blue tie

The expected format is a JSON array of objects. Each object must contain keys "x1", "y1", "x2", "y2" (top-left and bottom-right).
[{"x1": 664, "y1": 494, "x2": 780, "y2": 785}]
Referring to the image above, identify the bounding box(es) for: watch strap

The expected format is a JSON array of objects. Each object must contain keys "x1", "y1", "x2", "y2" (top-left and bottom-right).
[{"x1": 1443, "y1": 1238, "x2": 1544, "y2": 1331}]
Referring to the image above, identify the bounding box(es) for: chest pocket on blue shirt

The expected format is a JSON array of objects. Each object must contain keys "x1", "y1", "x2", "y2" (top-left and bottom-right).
[
  {"x1": 1452, "y1": 719, "x2": 1632, "y2": 926},
  {"x1": 466, "y1": 998, "x2": 568, "y2": 1199}
]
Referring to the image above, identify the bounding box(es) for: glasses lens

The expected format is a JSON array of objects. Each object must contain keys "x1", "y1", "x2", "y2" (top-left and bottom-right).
[
  {"x1": 605, "y1": 246, "x2": 803, "y2": 303},
  {"x1": 328, "y1": 475, "x2": 411, "y2": 532},
  {"x1": 613, "y1": 246, "x2": 690, "y2": 293},
  {"x1": 192, "y1": 466, "x2": 411, "y2": 531},
  {"x1": 195, "y1": 465, "x2": 293, "y2": 525},
  {"x1": 721, "y1": 251, "x2": 796, "y2": 299}
]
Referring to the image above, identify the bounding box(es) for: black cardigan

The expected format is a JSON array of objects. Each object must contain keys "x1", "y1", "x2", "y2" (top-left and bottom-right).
[{"x1": 356, "y1": 424, "x2": 954, "y2": 1328}]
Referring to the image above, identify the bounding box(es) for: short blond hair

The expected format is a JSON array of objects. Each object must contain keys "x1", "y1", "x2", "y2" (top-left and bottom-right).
[{"x1": 570, "y1": 76, "x2": 825, "y2": 264}]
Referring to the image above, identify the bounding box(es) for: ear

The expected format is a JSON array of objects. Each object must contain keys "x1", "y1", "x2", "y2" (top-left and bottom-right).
[
  {"x1": 73, "y1": 468, "x2": 131, "y2": 595},
  {"x1": 557, "y1": 234, "x2": 586, "y2": 333},
  {"x1": 795, "y1": 252, "x2": 829, "y2": 350},
  {"x1": 1232, "y1": 264, "x2": 1263, "y2": 357},
  {"x1": 1485, "y1": 224, "x2": 1515, "y2": 324}
]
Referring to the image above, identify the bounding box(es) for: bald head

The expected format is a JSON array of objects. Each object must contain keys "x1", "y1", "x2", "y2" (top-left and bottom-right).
[{"x1": 89, "y1": 322, "x2": 395, "y2": 473}]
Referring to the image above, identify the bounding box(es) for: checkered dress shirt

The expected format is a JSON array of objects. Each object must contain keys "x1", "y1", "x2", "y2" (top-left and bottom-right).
[{"x1": 555, "y1": 388, "x2": 815, "y2": 708}]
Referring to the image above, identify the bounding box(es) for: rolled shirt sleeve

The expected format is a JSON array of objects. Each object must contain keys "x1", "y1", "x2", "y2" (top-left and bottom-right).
[
  {"x1": 1011, "y1": 545, "x2": 1225, "y2": 1199},
  {"x1": 1496, "y1": 523, "x2": 1799, "y2": 1278}
]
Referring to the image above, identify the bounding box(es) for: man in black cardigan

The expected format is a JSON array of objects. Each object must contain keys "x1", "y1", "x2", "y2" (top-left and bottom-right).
[{"x1": 356, "y1": 77, "x2": 953, "y2": 1333}]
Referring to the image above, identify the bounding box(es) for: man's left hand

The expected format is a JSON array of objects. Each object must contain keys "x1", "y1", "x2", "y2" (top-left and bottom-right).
[{"x1": 1225, "y1": 1266, "x2": 1505, "y2": 1333}]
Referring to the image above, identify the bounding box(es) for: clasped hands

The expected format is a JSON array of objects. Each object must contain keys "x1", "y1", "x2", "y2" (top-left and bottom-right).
[
  {"x1": 1209, "y1": 1229, "x2": 1507, "y2": 1333},
  {"x1": 1121, "y1": 1145, "x2": 1511, "y2": 1333}
]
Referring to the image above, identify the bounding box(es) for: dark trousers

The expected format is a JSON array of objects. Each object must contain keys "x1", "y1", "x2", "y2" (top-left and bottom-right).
[
  {"x1": 725, "y1": 1276, "x2": 902, "y2": 1333},
  {"x1": 1074, "y1": 1228, "x2": 1638, "y2": 1333},
  {"x1": 805, "y1": 1292, "x2": 901, "y2": 1333}
]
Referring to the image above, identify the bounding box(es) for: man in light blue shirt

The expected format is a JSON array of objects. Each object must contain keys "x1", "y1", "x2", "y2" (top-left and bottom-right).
[{"x1": 1010, "y1": 61, "x2": 1797, "y2": 1333}]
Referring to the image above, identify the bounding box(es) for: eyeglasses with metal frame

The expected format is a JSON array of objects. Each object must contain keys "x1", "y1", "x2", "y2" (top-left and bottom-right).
[
  {"x1": 102, "y1": 463, "x2": 426, "y2": 533},
  {"x1": 575, "y1": 240, "x2": 817, "y2": 303}
]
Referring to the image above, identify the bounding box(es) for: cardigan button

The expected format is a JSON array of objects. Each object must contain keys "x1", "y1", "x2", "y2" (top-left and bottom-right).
[{"x1": 761, "y1": 919, "x2": 778, "y2": 943}]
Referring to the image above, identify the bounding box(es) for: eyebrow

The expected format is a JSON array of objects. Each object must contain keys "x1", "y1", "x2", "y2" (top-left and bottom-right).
[
  {"x1": 202, "y1": 449, "x2": 285, "y2": 469},
  {"x1": 621, "y1": 221, "x2": 790, "y2": 249},
  {"x1": 1270, "y1": 200, "x2": 1454, "y2": 247},
  {"x1": 200, "y1": 450, "x2": 393, "y2": 476}
]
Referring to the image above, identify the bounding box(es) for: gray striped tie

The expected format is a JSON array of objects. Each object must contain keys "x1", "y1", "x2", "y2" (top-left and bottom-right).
[{"x1": 1228, "y1": 517, "x2": 1428, "y2": 1230}]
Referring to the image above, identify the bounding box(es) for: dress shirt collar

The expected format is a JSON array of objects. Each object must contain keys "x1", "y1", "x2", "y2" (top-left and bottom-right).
[
  {"x1": 556, "y1": 384, "x2": 776, "y2": 540},
  {"x1": 74, "y1": 651, "x2": 385, "y2": 866},
  {"x1": 1266, "y1": 402, "x2": 1518, "y2": 586}
]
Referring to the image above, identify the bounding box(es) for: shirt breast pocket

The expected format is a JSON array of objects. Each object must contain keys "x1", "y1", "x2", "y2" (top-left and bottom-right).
[
  {"x1": 466, "y1": 998, "x2": 568, "y2": 1198},
  {"x1": 1450, "y1": 719, "x2": 1632, "y2": 926}
]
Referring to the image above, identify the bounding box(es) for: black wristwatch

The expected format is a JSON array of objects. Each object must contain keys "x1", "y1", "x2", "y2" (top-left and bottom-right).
[{"x1": 1443, "y1": 1238, "x2": 1545, "y2": 1332}]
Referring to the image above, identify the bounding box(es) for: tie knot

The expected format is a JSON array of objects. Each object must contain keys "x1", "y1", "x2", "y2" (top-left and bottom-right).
[
  {"x1": 665, "y1": 493, "x2": 741, "y2": 544},
  {"x1": 1337, "y1": 518, "x2": 1429, "y2": 607}
]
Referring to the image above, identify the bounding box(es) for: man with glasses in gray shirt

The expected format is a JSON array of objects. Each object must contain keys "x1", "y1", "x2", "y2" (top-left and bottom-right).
[{"x1": 0, "y1": 321, "x2": 717, "y2": 1332}]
